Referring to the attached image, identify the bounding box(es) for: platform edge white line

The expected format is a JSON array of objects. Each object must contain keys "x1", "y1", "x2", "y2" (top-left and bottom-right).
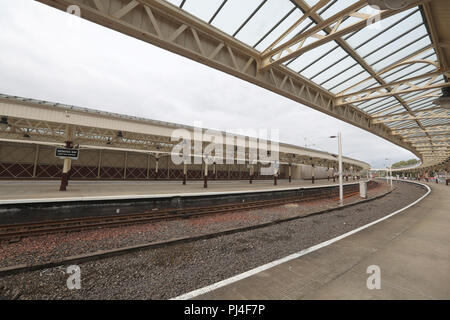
[
  {"x1": 0, "y1": 180, "x2": 369, "y2": 205},
  {"x1": 170, "y1": 180, "x2": 431, "y2": 300}
]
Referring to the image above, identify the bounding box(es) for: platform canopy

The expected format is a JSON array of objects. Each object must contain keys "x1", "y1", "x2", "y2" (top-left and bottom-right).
[
  {"x1": 34, "y1": 0, "x2": 450, "y2": 169},
  {"x1": 0, "y1": 93, "x2": 370, "y2": 171}
]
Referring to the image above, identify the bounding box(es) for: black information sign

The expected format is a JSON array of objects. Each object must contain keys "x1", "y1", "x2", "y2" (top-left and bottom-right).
[{"x1": 55, "y1": 148, "x2": 79, "y2": 159}]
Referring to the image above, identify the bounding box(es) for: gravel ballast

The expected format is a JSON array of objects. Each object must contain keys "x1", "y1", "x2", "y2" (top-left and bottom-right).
[
  {"x1": 0, "y1": 180, "x2": 426, "y2": 299},
  {"x1": 0, "y1": 182, "x2": 387, "y2": 269}
]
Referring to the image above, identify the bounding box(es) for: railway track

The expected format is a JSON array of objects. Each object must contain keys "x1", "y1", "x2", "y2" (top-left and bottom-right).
[{"x1": 0, "y1": 182, "x2": 372, "y2": 241}]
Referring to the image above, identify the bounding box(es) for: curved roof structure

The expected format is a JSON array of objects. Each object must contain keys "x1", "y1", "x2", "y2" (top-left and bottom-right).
[
  {"x1": 0, "y1": 93, "x2": 370, "y2": 171},
  {"x1": 34, "y1": 0, "x2": 450, "y2": 169}
]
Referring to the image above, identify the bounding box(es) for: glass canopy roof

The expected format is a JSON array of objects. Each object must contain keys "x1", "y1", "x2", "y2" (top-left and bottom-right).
[{"x1": 163, "y1": 0, "x2": 449, "y2": 166}]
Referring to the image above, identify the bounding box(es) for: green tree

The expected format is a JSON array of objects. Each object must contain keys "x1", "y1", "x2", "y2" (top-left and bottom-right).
[{"x1": 391, "y1": 159, "x2": 419, "y2": 169}]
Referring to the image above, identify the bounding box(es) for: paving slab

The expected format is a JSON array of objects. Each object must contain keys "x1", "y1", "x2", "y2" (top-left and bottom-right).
[
  {"x1": 0, "y1": 178, "x2": 367, "y2": 204},
  {"x1": 196, "y1": 182, "x2": 450, "y2": 300}
]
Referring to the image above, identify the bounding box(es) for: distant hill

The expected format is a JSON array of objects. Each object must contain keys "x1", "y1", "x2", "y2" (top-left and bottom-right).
[{"x1": 392, "y1": 159, "x2": 419, "y2": 169}]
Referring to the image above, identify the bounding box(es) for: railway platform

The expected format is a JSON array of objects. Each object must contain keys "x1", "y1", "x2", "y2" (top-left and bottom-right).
[
  {"x1": 194, "y1": 181, "x2": 450, "y2": 299},
  {"x1": 0, "y1": 178, "x2": 367, "y2": 205}
]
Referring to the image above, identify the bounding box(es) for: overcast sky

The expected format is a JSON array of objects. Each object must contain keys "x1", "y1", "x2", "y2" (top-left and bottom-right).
[{"x1": 0, "y1": 0, "x2": 418, "y2": 168}]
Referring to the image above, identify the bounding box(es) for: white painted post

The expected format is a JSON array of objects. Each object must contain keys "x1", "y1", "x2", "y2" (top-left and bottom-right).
[
  {"x1": 390, "y1": 166, "x2": 393, "y2": 189},
  {"x1": 359, "y1": 180, "x2": 367, "y2": 198},
  {"x1": 338, "y1": 132, "x2": 343, "y2": 206}
]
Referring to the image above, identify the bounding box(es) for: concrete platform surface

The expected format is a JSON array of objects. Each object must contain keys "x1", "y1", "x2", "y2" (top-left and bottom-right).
[
  {"x1": 195, "y1": 181, "x2": 450, "y2": 300},
  {"x1": 0, "y1": 178, "x2": 366, "y2": 204}
]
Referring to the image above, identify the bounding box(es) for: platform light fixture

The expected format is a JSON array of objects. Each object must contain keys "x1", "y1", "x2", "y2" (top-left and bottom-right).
[
  {"x1": 432, "y1": 86, "x2": 450, "y2": 107},
  {"x1": 23, "y1": 129, "x2": 30, "y2": 138},
  {"x1": 367, "y1": 0, "x2": 415, "y2": 10}
]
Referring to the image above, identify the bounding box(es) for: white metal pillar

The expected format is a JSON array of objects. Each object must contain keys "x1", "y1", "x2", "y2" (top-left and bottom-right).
[
  {"x1": 155, "y1": 155, "x2": 159, "y2": 180},
  {"x1": 390, "y1": 166, "x2": 393, "y2": 189},
  {"x1": 338, "y1": 132, "x2": 343, "y2": 206}
]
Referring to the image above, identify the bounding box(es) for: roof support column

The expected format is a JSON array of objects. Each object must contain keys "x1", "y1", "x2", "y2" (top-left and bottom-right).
[
  {"x1": 183, "y1": 160, "x2": 187, "y2": 185},
  {"x1": 274, "y1": 162, "x2": 278, "y2": 186},
  {"x1": 60, "y1": 158, "x2": 71, "y2": 191},
  {"x1": 59, "y1": 126, "x2": 73, "y2": 192},
  {"x1": 146, "y1": 153, "x2": 150, "y2": 180},
  {"x1": 289, "y1": 163, "x2": 292, "y2": 183},
  {"x1": 203, "y1": 158, "x2": 208, "y2": 188},
  {"x1": 97, "y1": 149, "x2": 102, "y2": 179},
  {"x1": 167, "y1": 156, "x2": 170, "y2": 180},
  {"x1": 32, "y1": 144, "x2": 40, "y2": 178},
  {"x1": 155, "y1": 155, "x2": 159, "y2": 180},
  {"x1": 123, "y1": 151, "x2": 128, "y2": 180}
]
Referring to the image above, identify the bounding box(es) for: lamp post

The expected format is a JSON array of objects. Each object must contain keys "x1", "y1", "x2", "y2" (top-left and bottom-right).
[
  {"x1": 330, "y1": 133, "x2": 343, "y2": 206},
  {"x1": 390, "y1": 165, "x2": 393, "y2": 189},
  {"x1": 385, "y1": 158, "x2": 393, "y2": 189},
  {"x1": 390, "y1": 166, "x2": 393, "y2": 188}
]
